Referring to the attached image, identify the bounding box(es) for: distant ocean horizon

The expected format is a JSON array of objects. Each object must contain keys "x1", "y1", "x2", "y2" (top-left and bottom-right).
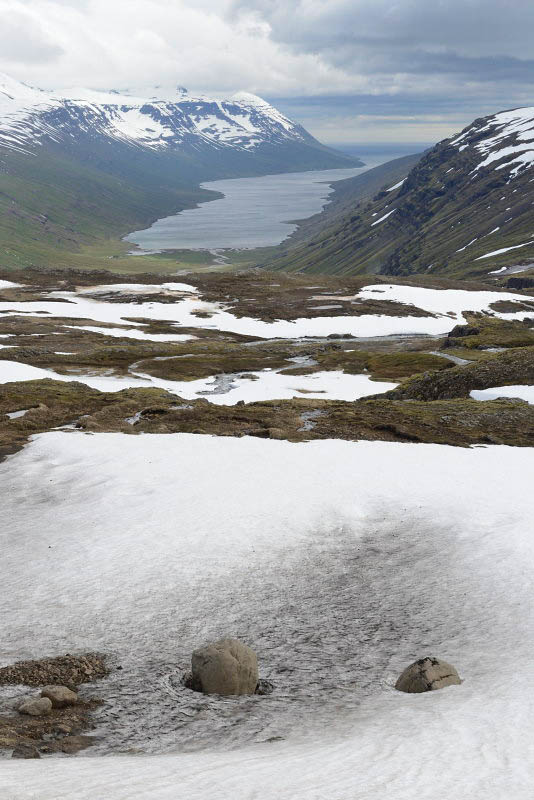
[{"x1": 328, "y1": 142, "x2": 432, "y2": 160}]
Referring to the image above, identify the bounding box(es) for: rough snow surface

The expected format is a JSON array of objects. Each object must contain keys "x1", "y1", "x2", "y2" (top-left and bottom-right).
[{"x1": 1, "y1": 433, "x2": 533, "y2": 798}]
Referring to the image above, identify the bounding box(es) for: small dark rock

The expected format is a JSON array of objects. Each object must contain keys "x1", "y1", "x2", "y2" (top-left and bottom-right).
[
  {"x1": 255, "y1": 679, "x2": 275, "y2": 696},
  {"x1": 12, "y1": 745, "x2": 41, "y2": 759}
]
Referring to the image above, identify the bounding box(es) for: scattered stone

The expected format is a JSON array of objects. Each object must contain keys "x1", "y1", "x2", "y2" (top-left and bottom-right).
[
  {"x1": 18, "y1": 697, "x2": 53, "y2": 717},
  {"x1": 11, "y1": 744, "x2": 41, "y2": 759},
  {"x1": 0, "y1": 653, "x2": 108, "y2": 689},
  {"x1": 191, "y1": 638, "x2": 258, "y2": 696},
  {"x1": 41, "y1": 685, "x2": 78, "y2": 708},
  {"x1": 395, "y1": 657, "x2": 462, "y2": 693},
  {"x1": 255, "y1": 679, "x2": 275, "y2": 696}
]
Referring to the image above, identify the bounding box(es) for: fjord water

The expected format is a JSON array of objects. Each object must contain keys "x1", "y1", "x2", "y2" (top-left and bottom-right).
[{"x1": 125, "y1": 157, "x2": 391, "y2": 252}]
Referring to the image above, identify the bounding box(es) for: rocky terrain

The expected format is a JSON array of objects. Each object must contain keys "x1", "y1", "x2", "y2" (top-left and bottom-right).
[{"x1": 1, "y1": 268, "x2": 534, "y2": 460}]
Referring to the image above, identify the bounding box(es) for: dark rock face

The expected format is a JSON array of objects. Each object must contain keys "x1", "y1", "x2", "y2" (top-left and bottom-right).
[
  {"x1": 395, "y1": 657, "x2": 461, "y2": 693},
  {"x1": 447, "y1": 325, "x2": 480, "y2": 338},
  {"x1": 507, "y1": 276, "x2": 534, "y2": 290},
  {"x1": 11, "y1": 744, "x2": 41, "y2": 759}
]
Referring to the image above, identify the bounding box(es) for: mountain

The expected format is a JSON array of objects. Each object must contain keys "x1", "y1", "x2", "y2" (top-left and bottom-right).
[
  {"x1": 0, "y1": 73, "x2": 359, "y2": 269},
  {"x1": 266, "y1": 106, "x2": 534, "y2": 278},
  {"x1": 0, "y1": 74, "x2": 359, "y2": 170}
]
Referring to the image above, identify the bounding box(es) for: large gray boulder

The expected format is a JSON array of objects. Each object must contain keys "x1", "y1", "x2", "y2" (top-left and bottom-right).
[
  {"x1": 191, "y1": 638, "x2": 258, "y2": 696},
  {"x1": 41, "y1": 685, "x2": 78, "y2": 709},
  {"x1": 395, "y1": 657, "x2": 461, "y2": 693},
  {"x1": 18, "y1": 697, "x2": 52, "y2": 716}
]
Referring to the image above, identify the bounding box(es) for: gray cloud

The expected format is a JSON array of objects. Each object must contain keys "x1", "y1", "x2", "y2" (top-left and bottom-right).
[
  {"x1": 0, "y1": 10, "x2": 63, "y2": 63},
  {"x1": 0, "y1": 1, "x2": 532, "y2": 147}
]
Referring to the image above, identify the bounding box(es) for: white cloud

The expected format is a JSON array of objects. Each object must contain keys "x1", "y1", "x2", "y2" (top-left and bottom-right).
[{"x1": 0, "y1": 0, "x2": 355, "y2": 96}]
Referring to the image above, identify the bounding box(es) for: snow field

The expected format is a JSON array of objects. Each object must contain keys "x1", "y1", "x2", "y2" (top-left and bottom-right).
[
  {"x1": 0, "y1": 282, "x2": 531, "y2": 340},
  {"x1": 471, "y1": 384, "x2": 534, "y2": 404},
  {"x1": 0, "y1": 359, "x2": 395, "y2": 402},
  {"x1": 0, "y1": 433, "x2": 533, "y2": 798}
]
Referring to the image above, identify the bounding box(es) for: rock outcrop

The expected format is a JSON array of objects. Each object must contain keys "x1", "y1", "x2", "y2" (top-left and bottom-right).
[
  {"x1": 191, "y1": 638, "x2": 258, "y2": 696},
  {"x1": 41, "y1": 686, "x2": 78, "y2": 708},
  {"x1": 18, "y1": 697, "x2": 53, "y2": 717},
  {"x1": 395, "y1": 657, "x2": 461, "y2": 693}
]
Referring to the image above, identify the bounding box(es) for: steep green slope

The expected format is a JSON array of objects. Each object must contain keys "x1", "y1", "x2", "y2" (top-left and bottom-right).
[
  {"x1": 263, "y1": 153, "x2": 422, "y2": 273},
  {"x1": 0, "y1": 147, "x2": 218, "y2": 269},
  {"x1": 266, "y1": 107, "x2": 534, "y2": 278}
]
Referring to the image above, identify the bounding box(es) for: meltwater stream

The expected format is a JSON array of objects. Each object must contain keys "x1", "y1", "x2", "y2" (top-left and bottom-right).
[{"x1": 125, "y1": 159, "x2": 389, "y2": 252}]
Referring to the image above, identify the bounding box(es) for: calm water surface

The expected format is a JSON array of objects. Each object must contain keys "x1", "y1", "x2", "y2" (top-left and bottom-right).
[{"x1": 126, "y1": 157, "x2": 394, "y2": 251}]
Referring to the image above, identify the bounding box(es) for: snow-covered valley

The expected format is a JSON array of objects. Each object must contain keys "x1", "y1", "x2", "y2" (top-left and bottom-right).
[
  {"x1": 1, "y1": 433, "x2": 533, "y2": 798},
  {"x1": 1, "y1": 269, "x2": 534, "y2": 798}
]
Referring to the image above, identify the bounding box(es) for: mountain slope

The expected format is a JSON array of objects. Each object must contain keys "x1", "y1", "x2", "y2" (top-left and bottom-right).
[
  {"x1": 263, "y1": 153, "x2": 423, "y2": 273},
  {"x1": 266, "y1": 107, "x2": 534, "y2": 278},
  {"x1": 0, "y1": 74, "x2": 358, "y2": 269}
]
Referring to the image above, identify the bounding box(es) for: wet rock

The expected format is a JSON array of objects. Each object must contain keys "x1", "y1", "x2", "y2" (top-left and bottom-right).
[
  {"x1": 58, "y1": 735, "x2": 94, "y2": 754},
  {"x1": 41, "y1": 685, "x2": 78, "y2": 709},
  {"x1": 18, "y1": 697, "x2": 52, "y2": 717},
  {"x1": 191, "y1": 638, "x2": 258, "y2": 696},
  {"x1": 395, "y1": 657, "x2": 461, "y2": 693},
  {"x1": 255, "y1": 679, "x2": 275, "y2": 696},
  {"x1": 11, "y1": 744, "x2": 41, "y2": 759}
]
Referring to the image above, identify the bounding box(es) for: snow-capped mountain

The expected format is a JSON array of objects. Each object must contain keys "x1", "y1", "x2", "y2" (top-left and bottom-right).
[
  {"x1": 0, "y1": 73, "x2": 329, "y2": 157},
  {"x1": 450, "y1": 106, "x2": 534, "y2": 179},
  {"x1": 266, "y1": 105, "x2": 534, "y2": 278},
  {"x1": 0, "y1": 73, "x2": 358, "y2": 269}
]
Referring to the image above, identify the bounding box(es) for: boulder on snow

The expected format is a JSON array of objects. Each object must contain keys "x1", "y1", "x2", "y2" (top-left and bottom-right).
[
  {"x1": 41, "y1": 685, "x2": 78, "y2": 708},
  {"x1": 395, "y1": 657, "x2": 461, "y2": 693},
  {"x1": 18, "y1": 697, "x2": 52, "y2": 717},
  {"x1": 191, "y1": 638, "x2": 258, "y2": 696}
]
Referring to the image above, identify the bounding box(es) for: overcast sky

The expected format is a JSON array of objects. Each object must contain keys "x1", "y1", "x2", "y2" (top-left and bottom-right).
[{"x1": 1, "y1": 0, "x2": 533, "y2": 147}]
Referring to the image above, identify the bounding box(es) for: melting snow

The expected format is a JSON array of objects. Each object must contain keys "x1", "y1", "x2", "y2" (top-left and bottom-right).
[
  {"x1": 471, "y1": 385, "x2": 534, "y2": 404},
  {"x1": 371, "y1": 209, "x2": 396, "y2": 226},
  {"x1": 0, "y1": 433, "x2": 533, "y2": 798},
  {"x1": 475, "y1": 241, "x2": 534, "y2": 259}
]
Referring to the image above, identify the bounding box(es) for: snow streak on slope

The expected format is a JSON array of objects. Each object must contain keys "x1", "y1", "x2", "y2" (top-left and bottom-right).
[
  {"x1": 0, "y1": 73, "x2": 306, "y2": 155},
  {"x1": 1, "y1": 434, "x2": 533, "y2": 799},
  {"x1": 451, "y1": 105, "x2": 534, "y2": 179}
]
